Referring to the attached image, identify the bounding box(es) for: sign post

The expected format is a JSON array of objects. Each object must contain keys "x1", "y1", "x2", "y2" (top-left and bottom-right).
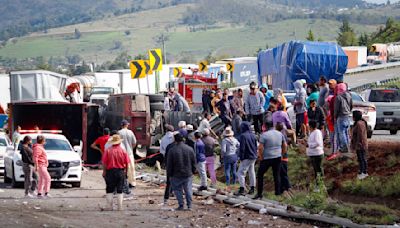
[{"x1": 149, "y1": 49, "x2": 163, "y2": 93}]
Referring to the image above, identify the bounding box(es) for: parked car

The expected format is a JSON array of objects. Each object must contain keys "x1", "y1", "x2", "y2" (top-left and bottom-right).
[
  {"x1": 4, "y1": 132, "x2": 82, "y2": 188},
  {"x1": 285, "y1": 92, "x2": 376, "y2": 138},
  {"x1": 361, "y1": 88, "x2": 400, "y2": 135},
  {"x1": 350, "y1": 92, "x2": 376, "y2": 138},
  {"x1": 0, "y1": 132, "x2": 11, "y2": 175}
]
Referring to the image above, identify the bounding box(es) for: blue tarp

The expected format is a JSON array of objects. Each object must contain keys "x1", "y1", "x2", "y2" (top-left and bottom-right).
[{"x1": 258, "y1": 41, "x2": 348, "y2": 90}]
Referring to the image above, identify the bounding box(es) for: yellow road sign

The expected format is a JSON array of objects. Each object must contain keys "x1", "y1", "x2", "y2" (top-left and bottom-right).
[
  {"x1": 198, "y1": 61, "x2": 208, "y2": 72},
  {"x1": 173, "y1": 67, "x2": 182, "y2": 77},
  {"x1": 130, "y1": 60, "x2": 146, "y2": 79},
  {"x1": 149, "y1": 49, "x2": 163, "y2": 71},
  {"x1": 144, "y1": 60, "x2": 153, "y2": 76},
  {"x1": 226, "y1": 62, "x2": 234, "y2": 72}
]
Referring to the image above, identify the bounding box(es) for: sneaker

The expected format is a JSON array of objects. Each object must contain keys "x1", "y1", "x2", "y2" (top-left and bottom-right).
[
  {"x1": 247, "y1": 187, "x2": 255, "y2": 195},
  {"x1": 175, "y1": 206, "x2": 184, "y2": 211},
  {"x1": 44, "y1": 193, "x2": 52, "y2": 199},
  {"x1": 185, "y1": 207, "x2": 192, "y2": 211},
  {"x1": 25, "y1": 193, "x2": 35, "y2": 198},
  {"x1": 252, "y1": 194, "x2": 263, "y2": 200},
  {"x1": 198, "y1": 186, "x2": 207, "y2": 191},
  {"x1": 37, "y1": 194, "x2": 44, "y2": 199},
  {"x1": 234, "y1": 187, "x2": 245, "y2": 196},
  {"x1": 358, "y1": 173, "x2": 369, "y2": 180}
]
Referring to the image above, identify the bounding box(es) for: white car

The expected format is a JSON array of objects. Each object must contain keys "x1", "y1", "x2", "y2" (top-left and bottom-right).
[
  {"x1": 0, "y1": 132, "x2": 12, "y2": 175},
  {"x1": 3, "y1": 133, "x2": 82, "y2": 187}
]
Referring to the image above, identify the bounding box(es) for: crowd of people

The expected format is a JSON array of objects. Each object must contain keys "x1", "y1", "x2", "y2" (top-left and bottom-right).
[{"x1": 16, "y1": 76, "x2": 369, "y2": 212}]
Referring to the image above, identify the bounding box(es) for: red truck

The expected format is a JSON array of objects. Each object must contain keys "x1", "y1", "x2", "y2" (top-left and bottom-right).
[{"x1": 8, "y1": 102, "x2": 101, "y2": 163}]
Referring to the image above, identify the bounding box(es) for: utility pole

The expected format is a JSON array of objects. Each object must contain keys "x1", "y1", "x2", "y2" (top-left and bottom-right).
[{"x1": 161, "y1": 34, "x2": 167, "y2": 64}]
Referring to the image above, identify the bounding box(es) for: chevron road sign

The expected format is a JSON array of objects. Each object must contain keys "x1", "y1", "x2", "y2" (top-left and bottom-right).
[
  {"x1": 130, "y1": 60, "x2": 146, "y2": 79},
  {"x1": 226, "y1": 62, "x2": 234, "y2": 72},
  {"x1": 144, "y1": 60, "x2": 153, "y2": 76},
  {"x1": 198, "y1": 61, "x2": 208, "y2": 72},
  {"x1": 173, "y1": 67, "x2": 182, "y2": 77},
  {"x1": 149, "y1": 49, "x2": 163, "y2": 71}
]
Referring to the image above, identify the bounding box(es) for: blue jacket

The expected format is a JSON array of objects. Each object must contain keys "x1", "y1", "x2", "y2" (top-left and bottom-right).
[
  {"x1": 195, "y1": 139, "x2": 206, "y2": 163},
  {"x1": 238, "y1": 122, "x2": 258, "y2": 161}
]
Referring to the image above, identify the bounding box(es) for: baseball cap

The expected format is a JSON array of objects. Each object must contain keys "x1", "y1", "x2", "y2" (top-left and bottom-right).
[{"x1": 121, "y1": 119, "x2": 130, "y2": 126}]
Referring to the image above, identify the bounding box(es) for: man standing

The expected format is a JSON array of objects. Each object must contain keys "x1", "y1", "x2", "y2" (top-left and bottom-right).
[
  {"x1": 160, "y1": 125, "x2": 175, "y2": 157},
  {"x1": 167, "y1": 133, "x2": 197, "y2": 211},
  {"x1": 293, "y1": 80, "x2": 307, "y2": 138},
  {"x1": 91, "y1": 128, "x2": 110, "y2": 158},
  {"x1": 102, "y1": 134, "x2": 130, "y2": 211},
  {"x1": 194, "y1": 131, "x2": 208, "y2": 191},
  {"x1": 118, "y1": 120, "x2": 137, "y2": 192},
  {"x1": 318, "y1": 76, "x2": 329, "y2": 109},
  {"x1": 217, "y1": 93, "x2": 232, "y2": 127},
  {"x1": 174, "y1": 93, "x2": 191, "y2": 112},
  {"x1": 13, "y1": 125, "x2": 22, "y2": 146},
  {"x1": 333, "y1": 83, "x2": 352, "y2": 156},
  {"x1": 235, "y1": 122, "x2": 257, "y2": 196},
  {"x1": 253, "y1": 122, "x2": 287, "y2": 199},
  {"x1": 198, "y1": 112, "x2": 218, "y2": 138},
  {"x1": 245, "y1": 82, "x2": 265, "y2": 134}
]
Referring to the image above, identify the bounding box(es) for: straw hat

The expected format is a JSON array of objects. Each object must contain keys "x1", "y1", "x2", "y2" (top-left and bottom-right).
[
  {"x1": 108, "y1": 134, "x2": 123, "y2": 145},
  {"x1": 223, "y1": 128, "x2": 234, "y2": 137}
]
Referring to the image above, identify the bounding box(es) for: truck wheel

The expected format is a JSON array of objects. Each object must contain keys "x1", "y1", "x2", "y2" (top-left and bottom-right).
[
  {"x1": 71, "y1": 182, "x2": 81, "y2": 188},
  {"x1": 148, "y1": 94, "x2": 164, "y2": 103},
  {"x1": 150, "y1": 103, "x2": 165, "y2": 111},
  {"x1": 3, "y1": 167, "x2": 11, "y2": 183},
  {"x1": 390, "y1": 129, "x2": 398, "y2": 135},
  {"x1": 367, "y1": 130, "x2": 373, "y2": 139}
]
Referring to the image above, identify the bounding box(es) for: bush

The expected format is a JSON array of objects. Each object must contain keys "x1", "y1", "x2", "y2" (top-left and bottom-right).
[{"x1": 341, "y1": 173, "x2": 400, "y2": 197}]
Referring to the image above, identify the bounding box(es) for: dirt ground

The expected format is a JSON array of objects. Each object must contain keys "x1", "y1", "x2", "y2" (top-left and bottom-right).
[{"x1": 0, "y1": 170, "x2": 313, "y2": 228}]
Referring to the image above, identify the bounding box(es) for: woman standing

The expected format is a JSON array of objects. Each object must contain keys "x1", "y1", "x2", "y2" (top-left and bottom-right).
[
  {"x1": 33, "y1": 135, "x2": 51, "y2": 198},
  {"x1": 220, "y1": 128, "x2": 240, "y2": 190},
  {"x1": 20, "y1": 136, "x2": 37, "y2": 198},
  {"x1": 351, "y1": 110, "x2": 369, "y2": 180}
]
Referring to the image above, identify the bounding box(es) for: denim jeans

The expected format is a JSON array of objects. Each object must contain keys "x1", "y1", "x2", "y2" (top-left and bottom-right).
[
  {"x1": 223, "y1": 161, "x2": 237, "y2": 185},
  {"x1": 337, "y1": 116, "x2": 350, "y2": 152},
  {"x1": 170, "y1": 176, "x2": 193, "y2": 208},
  {"x1": 356, "y1": 149, "x2": 368, "y2": 174},
  {"x1": 280, "y1": 162, "x2": 291, "y2": 193},
  {"x1": 237, "y1": 159, "x2": 256, "y2": 188},
  {"x1": 196, "y1": 162, "x2": 207, "y2": 187}
]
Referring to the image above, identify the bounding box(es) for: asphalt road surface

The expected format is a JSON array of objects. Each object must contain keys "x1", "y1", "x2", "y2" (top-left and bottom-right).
[
  {"x1": 345, "y1": 67, "x2": 399, "y2": 88},
  {"x1": 0, "y1": 170, "x2": 311, "y2": 228}
]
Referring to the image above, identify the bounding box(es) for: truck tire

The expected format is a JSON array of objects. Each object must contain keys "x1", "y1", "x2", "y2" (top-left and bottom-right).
[
  {"x1": 4, "y1": 167, "x2": 11, "y2": 184},
  {"x1": 71, "y1": 182, "x2": 81, "y2": 188},
  {"x1": 390, "y1": 129, "x2": 398, "y2": 135},
  {"x1": 150, "y1": 103, "x2": 165, "y2": 111},
  {"x1": 367, "y1": 130, "x2": 373, "y2": 139},
  {"x1": 148, "y1": 94, "x2": 164, "y2": 103}
]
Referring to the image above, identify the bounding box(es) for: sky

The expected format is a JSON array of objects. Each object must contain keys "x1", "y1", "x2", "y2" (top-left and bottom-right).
[{"x1": 365, "y1": 0, "x2": 400, "y2": 3}]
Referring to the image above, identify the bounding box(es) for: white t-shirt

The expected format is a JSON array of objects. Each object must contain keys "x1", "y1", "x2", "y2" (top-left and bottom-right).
[
  {"x1": 198, "y1": 119, "x2": 211, "y2": 132},
  {"x1": 306, "y1": 129, "x2": 324, "y2": 156}
]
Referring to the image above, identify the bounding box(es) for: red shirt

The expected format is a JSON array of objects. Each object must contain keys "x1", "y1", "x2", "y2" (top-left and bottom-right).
[
  {"x1": 102, "y1": 145, "x2": 130, "y2": 170},
  {"x1": 94, "y1": 135, "x2": 110, "y2": 154}
]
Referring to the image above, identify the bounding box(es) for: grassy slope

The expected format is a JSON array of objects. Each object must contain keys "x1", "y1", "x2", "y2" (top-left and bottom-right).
[{"x1": 0, "y1": 4, "x2": 379, "y2": 63}]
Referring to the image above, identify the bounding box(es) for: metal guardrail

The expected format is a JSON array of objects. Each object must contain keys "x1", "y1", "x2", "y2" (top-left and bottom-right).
[
  {"x1": 345, "y1": 61, "x2": 400, "y2": 75},
  {"x1": 349, "y1": 77, "x2": 400, "y2": 93}
]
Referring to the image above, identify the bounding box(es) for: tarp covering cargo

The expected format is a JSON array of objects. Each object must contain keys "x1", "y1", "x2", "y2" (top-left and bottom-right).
[{"x1": 258, "y1": 41, "x2": 348, "y2": 90}]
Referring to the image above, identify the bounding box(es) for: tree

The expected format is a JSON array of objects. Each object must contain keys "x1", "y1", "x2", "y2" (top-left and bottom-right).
[
  {"x1": 386, "y1": 17, "x2": 395, "y2": 29},
  {"x1": 358, "y1": 32, "x2": 369, "y2": 46},
  {"x1": 337, "y1": 19, "x2": 358, "y2": 46},
  {"x1": 306, "y1": 29, "x2": 315, "y2": 41},
  {"x1": 74, "y1": 28, "x2": 81, "y2": 39}
]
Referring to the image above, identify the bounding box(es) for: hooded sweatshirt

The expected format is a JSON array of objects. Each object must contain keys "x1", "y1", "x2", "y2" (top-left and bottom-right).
[
  {"x1": 238, "y1": 122, "x2": 257, "y2": 160},
  {"x1": 33, "y1": 144, "x2": 48, "y2": 167},
  {"x1": 260, "y1": 84, "x2": 274, "y2": 110},
  {"x1": 334, "y1": 83, "x2": 353, "y2": 119},
  {"x1": 293, "y1": 80, "x2": 307, "y2": 114},
  {"x1": 221, "y1": 137, "x2": 240, "y2": 163}
]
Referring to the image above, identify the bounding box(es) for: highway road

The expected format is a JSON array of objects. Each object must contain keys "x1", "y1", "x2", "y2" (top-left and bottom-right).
[{"x1": 344, "y1": 67, "x2": 399, "y2": 88}]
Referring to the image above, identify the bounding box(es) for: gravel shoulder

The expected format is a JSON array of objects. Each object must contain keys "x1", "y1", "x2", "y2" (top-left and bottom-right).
[{"x1": 0, "y1": 170, "x2": 312, "y2": 228}]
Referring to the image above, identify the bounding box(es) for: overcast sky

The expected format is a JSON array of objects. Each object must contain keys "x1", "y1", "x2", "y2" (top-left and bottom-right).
[{"x1": 365, "y1": 0, "x2": 400, "y2": 3}]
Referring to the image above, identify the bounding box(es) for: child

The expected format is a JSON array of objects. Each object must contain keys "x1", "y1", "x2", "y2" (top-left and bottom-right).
[
  {"x1": 275, "y1": 122, "x2": 293, "y2": 198},
  {"x1": 220, "y1": 128, "x2": 240, "y2": 190},
  {"x1": 350, "y1": 110, "x2": 369, "y2": 180},
  {"x1": 307, "y1": 99, "x2": 325, "y2": 131},
  {"x1": 306, "y1": 120, "x2": 324, "y2": 185}
]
